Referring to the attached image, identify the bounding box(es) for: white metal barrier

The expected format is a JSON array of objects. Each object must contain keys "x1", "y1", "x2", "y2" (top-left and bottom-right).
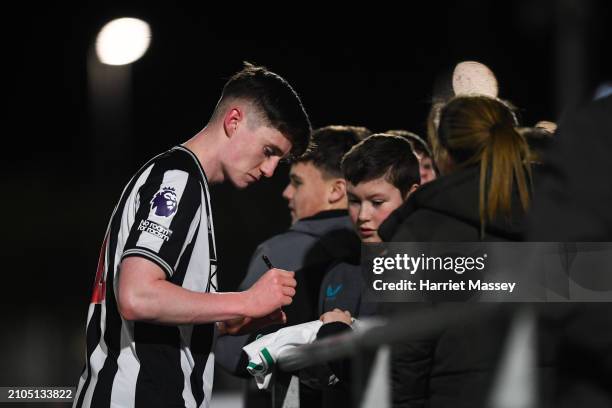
[{"x1": 268, "y1": 304, "x2": 536, "y2": 408}]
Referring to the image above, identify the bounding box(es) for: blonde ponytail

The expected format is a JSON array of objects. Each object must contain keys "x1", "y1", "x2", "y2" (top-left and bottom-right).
[{"x1": 436, "y1": 96, "x2": 532, "y2": 236}]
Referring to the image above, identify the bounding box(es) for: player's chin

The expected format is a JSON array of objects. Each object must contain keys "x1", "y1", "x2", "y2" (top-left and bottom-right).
[{"x1": 228, "y1": 175, "x2": 251, "y2": 189}]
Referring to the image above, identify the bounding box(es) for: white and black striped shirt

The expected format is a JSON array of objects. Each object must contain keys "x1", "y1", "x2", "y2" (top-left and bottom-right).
[{"x1": 74, "y1": 146, "x2": 218, "y2": 408}]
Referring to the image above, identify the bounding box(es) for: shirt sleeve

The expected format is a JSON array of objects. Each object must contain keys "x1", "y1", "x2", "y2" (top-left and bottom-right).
[{"x1": 122, "y1": 169, "x2": 203, "y2": 278}]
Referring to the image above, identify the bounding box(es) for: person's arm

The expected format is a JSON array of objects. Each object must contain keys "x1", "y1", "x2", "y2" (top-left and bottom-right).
[
  {"x1": 298, "y1": 309, "x2": 354, "y2": 389},
  {"x1": 117, "y1": 256, "x2": 295, "y2": 324},
  {"x1": 319, "y1": 308, "x2": 352, "y2": 325},
  {"x1": 215, "y1": 243, "x2": 283, "y2": 376}
]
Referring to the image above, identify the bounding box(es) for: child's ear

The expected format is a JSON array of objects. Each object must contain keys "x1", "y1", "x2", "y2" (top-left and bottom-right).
[
  {"x1": 328, "y1": 178, "x2": 347, "y2": 204},
  {"x1": 405, "y1": 183, "x2": 419, "y2": 199}
]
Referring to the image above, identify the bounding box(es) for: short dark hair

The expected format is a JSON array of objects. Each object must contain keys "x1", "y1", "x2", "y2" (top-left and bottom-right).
[
  {"x1": 217, "y1": 62, "x2": 312, "y2": 158},
  {"x1": 342, "y1": 134, "x2": 420, "y2": 197},
  {"x1": 385, "y1": 129, "x2": 433, "y2": 158},
  {"x1": 297, "y1": 125, "x2": 371, "y2": 178}
]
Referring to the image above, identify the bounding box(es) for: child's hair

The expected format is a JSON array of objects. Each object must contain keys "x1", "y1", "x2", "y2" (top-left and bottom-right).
[
  {"x1": 342, "y1": 134, "x2": 420, "y2": 197},
  {"x1": 297, "y1": 125, "x2": 371, "y2": 177}
]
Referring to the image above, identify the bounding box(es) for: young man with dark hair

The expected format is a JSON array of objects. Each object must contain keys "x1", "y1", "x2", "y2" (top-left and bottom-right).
[
  {"x1": 284, "y1": 125, "x2": 372, "y2": 223},
  {"x1": 215, "y1": 125, "x2": 369, "y2": 406},
  {"x1": 73, "y1": 63, "x2": 311, "y2": 408}
]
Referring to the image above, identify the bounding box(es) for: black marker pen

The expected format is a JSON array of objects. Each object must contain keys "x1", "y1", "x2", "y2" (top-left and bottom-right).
[{"x1": 262, "y1": 254, "x2": 274, "y2": 269}]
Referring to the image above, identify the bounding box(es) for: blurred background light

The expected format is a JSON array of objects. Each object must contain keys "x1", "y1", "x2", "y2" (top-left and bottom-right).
[
  {"x1": 95, "y1": 17, "x2": 151, "y2": 65},
  {"x1": 594, "y1": 82, "x2": 612, "y2": 100}
]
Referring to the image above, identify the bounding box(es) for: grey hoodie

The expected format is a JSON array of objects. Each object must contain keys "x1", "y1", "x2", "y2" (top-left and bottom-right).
[{"x1": 215, "y1": 209, "x2": 358, "y2": 376}]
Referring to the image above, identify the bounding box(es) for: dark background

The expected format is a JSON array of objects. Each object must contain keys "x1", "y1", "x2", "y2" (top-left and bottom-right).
[{"x1": 2, "y1": 0, "x2": 610, "y2": 396}]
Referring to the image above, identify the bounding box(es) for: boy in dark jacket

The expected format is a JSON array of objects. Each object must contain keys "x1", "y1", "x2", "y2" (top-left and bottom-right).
[{"x1": 310, "y1": 134, "x2": 420, "y2": 407}]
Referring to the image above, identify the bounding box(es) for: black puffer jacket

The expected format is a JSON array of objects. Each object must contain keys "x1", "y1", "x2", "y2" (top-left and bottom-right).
[
  {"x1": 378, "y1": 166, "x2": 549, "y2": 408},
  {"x1": 379, "y1": 165, "x2": 526, "y2": 242}
]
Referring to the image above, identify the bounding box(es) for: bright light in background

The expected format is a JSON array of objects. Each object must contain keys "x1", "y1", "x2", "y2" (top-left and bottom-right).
[{"x1": 96, "y1": 18, "x2": 151, "y2": 66}]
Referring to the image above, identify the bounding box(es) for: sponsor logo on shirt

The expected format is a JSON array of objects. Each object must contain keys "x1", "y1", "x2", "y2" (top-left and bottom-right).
[
  {"x1": 138, "y1": 219, "x2": 173, "y2": 242},
  {"x1": 326, "y1": 284, "x2": 343, "y2": 299},
  {"x1": 151, "y1": 186, "x2": 178, "y2": 217}
]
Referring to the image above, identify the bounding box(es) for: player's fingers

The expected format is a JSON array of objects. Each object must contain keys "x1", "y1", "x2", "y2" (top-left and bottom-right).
[
  {"x1": 281, "y1": 276, "x2": 297, "y2": 288},
  {"x1": 282, "y1": 286, "x2": 296, "y2": 297},
  {"x1": 274, "y1": 269, "x2": 294, "y2": 278}
]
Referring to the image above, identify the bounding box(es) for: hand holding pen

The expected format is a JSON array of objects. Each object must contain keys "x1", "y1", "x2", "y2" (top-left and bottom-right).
[
  {"x1": 217, "y1": 254, "x2": 294, "y2": 336},
  {"x1": 238, "y1": 254, "x2": 296, "y2": 319}
]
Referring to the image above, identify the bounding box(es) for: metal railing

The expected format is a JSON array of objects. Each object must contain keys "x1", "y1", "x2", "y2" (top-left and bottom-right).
[{"x1": 269, "y1": 304, "x2": 536, "y2": 408}]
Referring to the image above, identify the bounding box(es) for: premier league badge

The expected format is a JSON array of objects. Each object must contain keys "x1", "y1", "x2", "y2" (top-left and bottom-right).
[{"x1": 151, "y1": 186, "x2": 178, "y2": 217}]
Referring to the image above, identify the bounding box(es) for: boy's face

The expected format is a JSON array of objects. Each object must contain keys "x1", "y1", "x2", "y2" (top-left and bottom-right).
[
  {"x1": 347, "y1": 177, "x2": 404, "y2": 243},
  {"x1": 222, "y1": 124, "x2": 292, "y2": 189},
  {"x1": 282, "y1": 161, "x2": 332, "y2": 223}
]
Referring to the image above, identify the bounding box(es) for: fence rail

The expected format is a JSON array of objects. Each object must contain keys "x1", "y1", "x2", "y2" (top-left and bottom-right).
[{"x1": 269, "y1": 304, "x2": 534, "y2": 408}]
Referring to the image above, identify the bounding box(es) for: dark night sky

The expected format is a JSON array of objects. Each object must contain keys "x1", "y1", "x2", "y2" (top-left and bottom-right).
[{"x1": 2, "y1": 0, "x2": 610, "y2": 387}]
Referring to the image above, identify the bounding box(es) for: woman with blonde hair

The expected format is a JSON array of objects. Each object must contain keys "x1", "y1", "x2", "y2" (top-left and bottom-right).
[{"x1": 379, "y1": 95, "x2": 538, "y2": 408}]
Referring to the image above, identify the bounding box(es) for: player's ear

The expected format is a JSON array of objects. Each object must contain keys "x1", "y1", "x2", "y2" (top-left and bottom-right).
[{"x1": 223, "y1": 107, "x2": 242, "y2": 138}]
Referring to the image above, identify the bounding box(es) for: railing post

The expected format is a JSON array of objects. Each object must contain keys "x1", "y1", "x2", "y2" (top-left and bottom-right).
[
  {"x1": 271, "y1": 370, "x2": 299, "y2": 408},
  {"x1": 488, "y1": 306, "x2": 537, "y2": 408},
  {"x1": 360, "y1": 346, "x2": 391, "y2": 408}
]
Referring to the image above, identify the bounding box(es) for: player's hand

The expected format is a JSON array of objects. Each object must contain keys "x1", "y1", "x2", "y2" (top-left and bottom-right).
[
  {"x1": 320, "y1": 308, "x2": 352, "y2": 325},
  {"x1": 217, "y1": 309, "x2": 286, "y2": 336},
  {"x1": 244, "y1": 268, "x2": 296, "y2": 318}
]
